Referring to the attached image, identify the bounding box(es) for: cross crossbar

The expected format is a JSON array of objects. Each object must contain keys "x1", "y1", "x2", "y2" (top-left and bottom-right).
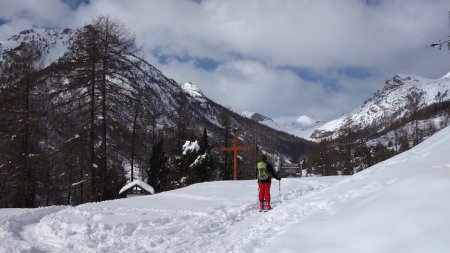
[{"x1": 219, "y1": 128, "x2": 252, "y2": 180}]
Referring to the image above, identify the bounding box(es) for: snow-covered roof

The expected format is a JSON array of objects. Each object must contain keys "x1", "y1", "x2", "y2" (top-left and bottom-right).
[{"x1": 119, "y1": 180, "x2": 155, "y2": 195}]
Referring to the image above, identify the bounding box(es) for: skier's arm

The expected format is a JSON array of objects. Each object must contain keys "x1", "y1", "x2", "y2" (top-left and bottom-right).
[{"x1": 267, "y1": 163, "x2": 281, "y2": 180}]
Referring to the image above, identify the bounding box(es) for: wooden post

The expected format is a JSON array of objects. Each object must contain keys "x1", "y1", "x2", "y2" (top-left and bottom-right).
[{"x1": 219, "y1": 128, "x2": 252, "y2": 180}]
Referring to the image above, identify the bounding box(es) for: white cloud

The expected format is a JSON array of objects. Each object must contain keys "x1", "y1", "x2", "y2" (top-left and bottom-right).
[
  {"x1": 156, "y1": 57, "x2": 363, "y2": 120},
  {"x1": 1, "y1": 0, "x2": 450, "y2": 121},
  {"x1": 0, "y1": 0, "x2": 70, "y2": 26}
]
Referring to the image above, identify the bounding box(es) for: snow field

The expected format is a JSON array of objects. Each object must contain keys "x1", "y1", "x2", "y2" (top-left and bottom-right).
[
  {"x1": 2, "y1": 125, "x2": 450, "y2": 252},
  {"x1": 1, "y1": 178, "x2": 342, "y2": 252},
  {"x1": 260, "y1": 125, "x2": 450, "y2": 253}
]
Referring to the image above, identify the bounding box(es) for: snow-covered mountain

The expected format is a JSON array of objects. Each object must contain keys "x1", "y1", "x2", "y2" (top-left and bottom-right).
[
  {"x1": 242, "y1": 111, "x2": 324, "y2": 140},
  {"x1": 180, "y1": 82, "x2": 206, "y2": 102},
  {"x1": 2, "y1": 124, "x2": 450, "y2": 252},
  {"x1": 0, "y1": 27, "x2": 310, "y2": 170},
  {"x1": 0, "y1": 28, "x2": 74, "y2": 67},
  {"x1": 312, "y1": 73, "x2": 450, "y2": 140}
]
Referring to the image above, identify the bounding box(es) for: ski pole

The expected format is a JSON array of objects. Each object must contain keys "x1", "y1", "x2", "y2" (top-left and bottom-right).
[
  {"x1": 278, "y1": 180, "x2": 281, "y2": 201},
  {"x1": 257, "y1": 181, "x2": 260, "y2": 208}
]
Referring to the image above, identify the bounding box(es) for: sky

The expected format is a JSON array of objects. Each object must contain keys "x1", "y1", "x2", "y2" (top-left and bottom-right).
[{"x1": 1, "y1": 0, "x2": 450, "y2": 122}]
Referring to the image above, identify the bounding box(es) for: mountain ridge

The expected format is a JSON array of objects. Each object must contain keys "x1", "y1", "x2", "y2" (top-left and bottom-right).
[
  {"x1": 311, "y1": 72, "x2": 450, "y2": 140},
  {"x1": 0, "y1": 25, "x2": 311, "y2": 182}
]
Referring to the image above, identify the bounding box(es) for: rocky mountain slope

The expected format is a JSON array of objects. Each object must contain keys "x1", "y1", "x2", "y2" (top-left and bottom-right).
[
  {"x1": 311, "y1": 73, "x2": 450, "y2": 141},
  {"x1": 0, "y1": 27, "x2": 310, "y2": 174}
]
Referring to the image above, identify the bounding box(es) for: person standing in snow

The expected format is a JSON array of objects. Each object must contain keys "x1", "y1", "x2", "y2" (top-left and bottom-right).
[{"x1": 256, "y1": 154, "x2": 281, "y2": 210}]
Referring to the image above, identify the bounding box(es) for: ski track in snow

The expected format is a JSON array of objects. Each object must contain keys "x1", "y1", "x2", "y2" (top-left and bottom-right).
[
  {"x1": 3, "y1": 123, "x2": 450, "y2": 253},
  {"x1": 0, "y1": 180, "x2": 328, "y2": 252},
  {"x1": 0, "y1": 206, "x2": 66, "y2": 252},
  {"x1": 1, "y1": 176, "x2": 400, "y2": 253}
]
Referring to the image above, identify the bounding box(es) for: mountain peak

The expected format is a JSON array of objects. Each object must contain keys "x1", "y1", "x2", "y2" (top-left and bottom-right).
[
  {"x1": 241, "y1": 111, "x2": 272, "y2": 122},
  {"x1": 180, "y1": 82, "x2": 204, "y2": 98},
  {"x1": 295, "y1": 115, "x2": 315, "y2": 126},
  {"x1": 250, "y1": 113, "x2": 272, "y2": 122},
  {"x1": 383, "y1": 74, "x2": 408, "y2": 91},
  {"x1": 312, "y1": 71, "x2": 450, "y2": 140},
  {"x1": 1, "y1": 27, "x2": 74, "y2": 67},
  {"x1": 441, "y1": 72, "x2": 450, "y2": 79}
]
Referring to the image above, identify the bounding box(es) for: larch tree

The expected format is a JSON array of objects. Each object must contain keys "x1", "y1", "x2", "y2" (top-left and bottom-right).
[
  {"x1": 0, "y1": 40, "x2": 45, "y2": 207},
  {"x1": 55, "y1": 16, "x2": 144, "y2": 201}
]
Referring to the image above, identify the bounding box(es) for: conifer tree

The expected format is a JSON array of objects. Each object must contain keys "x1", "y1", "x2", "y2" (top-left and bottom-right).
[
  {"x1": 219, "y1": 108, "x2": 233, "y2": 180},
  {"x1": 406, "y1": 90, "x2": 425, "y2": 145},
  {"x1": 148, "y1": 138, "x2": 170, "y2": 193},
  {"x1": 191, "y1": 128, "x2": 216, "y2": 183},
  {"x1": 173, "y1": 140, "x2": 198, "y2": 187}
]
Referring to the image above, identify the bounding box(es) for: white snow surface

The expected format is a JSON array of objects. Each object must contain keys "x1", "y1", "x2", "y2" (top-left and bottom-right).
[
  {"x1": 295, "y1": 115, "x2": 315, "y2": 126},
  {"x1": 0, "y1": 28, "x2": 72, "y2": 67},
  {"x1": 241, "y1": 112, "x2": 324, "y2": 140},
  {"x1": 241, "y1": 111, "x2": 255, "y2": 118},
  {"x1": 180, "y1": 82, "x2": 207, "y2": 103},
  {"x1": 2, "y1": 126, "x2": 450, "y2": 252},
  {"x1": 440, "y1": 71, "x2": 450, "y2": 79},
  {"x1": 182, "y1": 140, "x2": 200, "y2": 155},
  {"x1": 260, "y1": 115, "x2": 324, "y2": 140},
  {"x1": 119, "y1": 180, "x2": 155, "y2": 195},
  {"x1": 180, "y1": 82, "x2": 203, "y2": 98}
]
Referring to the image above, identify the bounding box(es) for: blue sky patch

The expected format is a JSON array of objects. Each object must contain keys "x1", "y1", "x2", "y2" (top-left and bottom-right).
[
  {"x1": 323, "y1": 80, "x2": 342, "y2": 93},
  {"x1": 284, "y1": 66, "x2": 372, "y2": 81},
  {"x1": 0, "y1": 18, "x2": 9, "y2": 25},
  {"x1": 62, "y1": 0, "x2": 90, "y2": 10},
  {"x1": 152, "y1": 47, "x2": 188, "y2": 64},
  {"x1": 280, "y1": 66, "x2": 341, "y2": 92},
  {"x1": 361, "y1": 0, "x2": 382, "y2": 7},
  {"x1": 152, "y1": 48, "x2": 220, "y2": 71},
  {"x1": 281, "y1": 66, "x2": 373, "y2": 92},
  {"x1": 284, "y1": 67, "x2": 323, "y2": 82},
  {"x1": 339, "y1": 67, "x2": 372, "y2": 79},
  {"x1": 194, "y1": 57, "x2": 220, "y2": 71}
]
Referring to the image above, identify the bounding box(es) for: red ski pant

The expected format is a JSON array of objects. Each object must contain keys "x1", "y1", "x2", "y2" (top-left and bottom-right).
[{"x1": 258, "y1": 182, "x2": 271, "y2": 207}]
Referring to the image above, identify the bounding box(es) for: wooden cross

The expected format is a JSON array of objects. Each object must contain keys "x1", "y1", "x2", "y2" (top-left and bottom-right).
[{"x1": 219, "y1": 128, "x2": 252, "y2": 180}]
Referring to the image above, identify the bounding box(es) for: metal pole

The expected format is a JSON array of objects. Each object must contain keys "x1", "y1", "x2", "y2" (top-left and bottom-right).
[
  {"x1": 300, "y1": 160, "x2": 303, "y2": 178},
  {"x1": 278, "y1": 180, "x2": 281, "y2": 202},
  {"x1": 233, "y1": 128, "x2": 238, "y2": 180}
]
